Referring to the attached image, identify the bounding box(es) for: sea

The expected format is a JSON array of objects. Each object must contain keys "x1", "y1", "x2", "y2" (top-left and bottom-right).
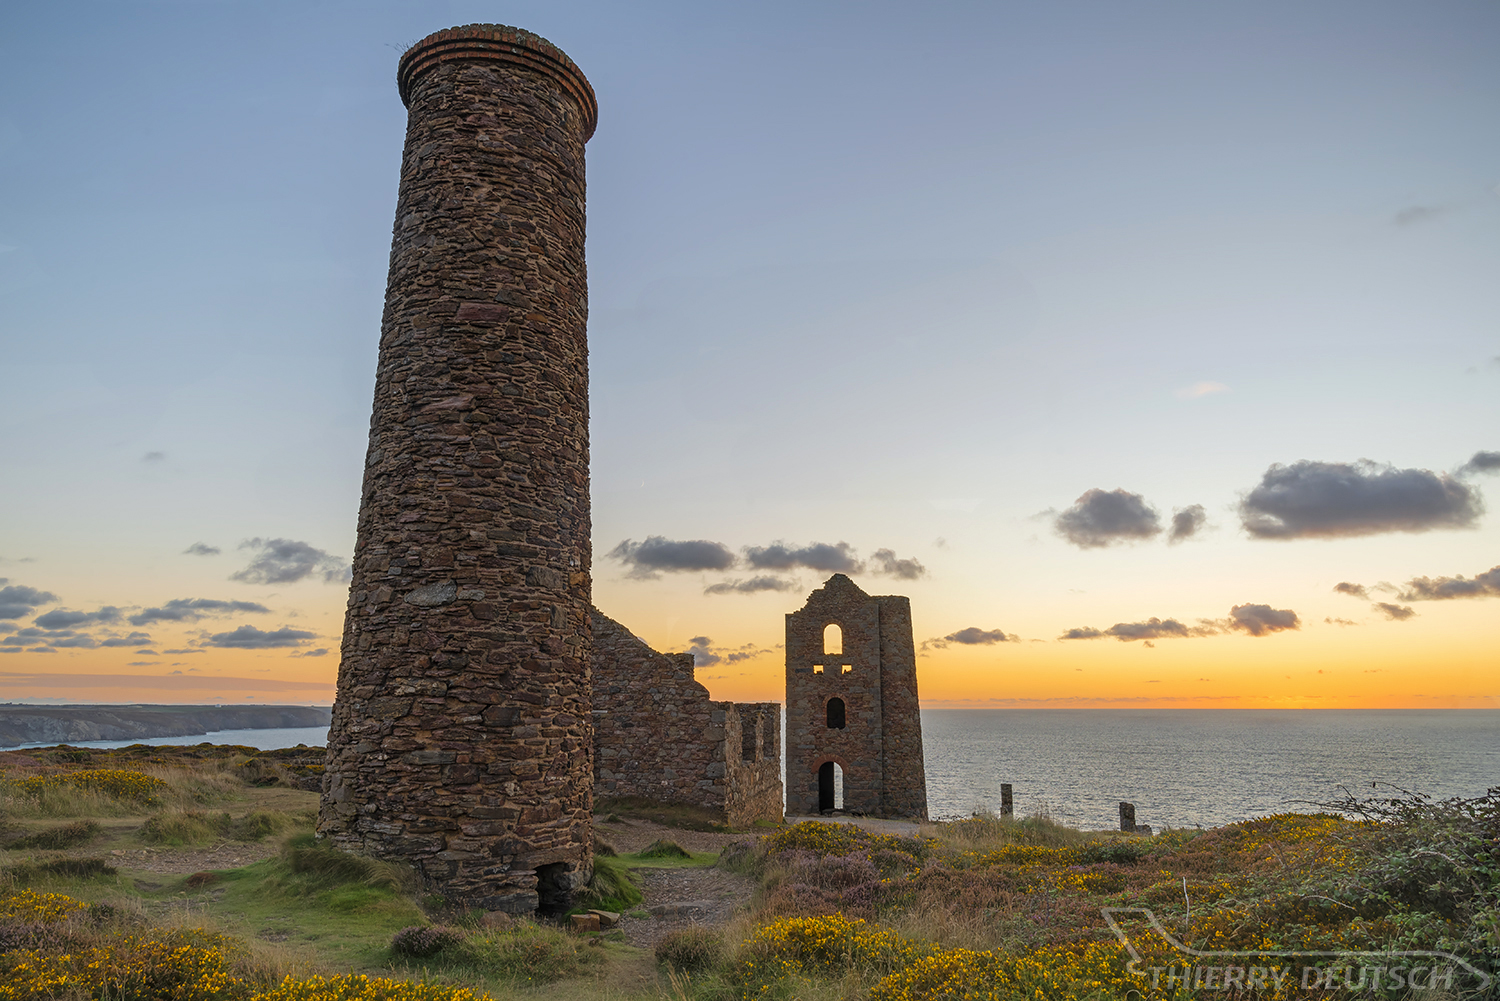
[
  {"x1": 3, "y1": 709, "x2": 1496, "y2": 830},
  {"x1": 921, "y1": 709, "x2": 1500, "y2": 829}
]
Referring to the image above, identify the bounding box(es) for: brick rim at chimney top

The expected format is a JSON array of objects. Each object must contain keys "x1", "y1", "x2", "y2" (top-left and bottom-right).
[{"x1": 397, "y1": 23, "x2": 598, "y2": 138}]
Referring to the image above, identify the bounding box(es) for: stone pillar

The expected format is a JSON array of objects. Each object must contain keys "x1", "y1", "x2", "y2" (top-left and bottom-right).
[
  {"x1": 1000, "y1": 783, "x2": 1013, "y2": 818},
  {"x1": 1119, "y1": 801, "x2": 1136, "y2": 832},
  {"x1": 318, "y1": 24, "x2": 598, "y2": 914}
]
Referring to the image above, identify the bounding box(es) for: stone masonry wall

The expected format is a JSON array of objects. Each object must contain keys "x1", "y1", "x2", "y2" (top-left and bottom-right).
[
  {"x1": 784, "y1": 575, "x2": 928, "y2": 820},
  {"x1": 319, "y1": 25, "x2": 600, "y2": 914},
  {"x1": 592, "y1": 611, "x2": 782, "y2": 826}
]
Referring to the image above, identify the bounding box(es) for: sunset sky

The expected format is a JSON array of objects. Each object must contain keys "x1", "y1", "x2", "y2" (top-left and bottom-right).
[{"x1": 1, "y1": 1, "x2": 1496, "y2": 709}]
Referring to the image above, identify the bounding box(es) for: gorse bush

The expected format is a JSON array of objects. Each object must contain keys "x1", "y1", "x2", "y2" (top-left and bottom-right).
[{"x1": 5, "y1": 769, "x2": 165, "y2": 803}]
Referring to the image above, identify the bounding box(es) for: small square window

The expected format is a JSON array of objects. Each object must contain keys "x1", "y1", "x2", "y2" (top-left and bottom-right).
[
  {"x1": 841, "y1": 664, "x2": 853, "y2": 674},
  {"x1": 812, "y1": 664, "x2": 824, "y2": 675}
]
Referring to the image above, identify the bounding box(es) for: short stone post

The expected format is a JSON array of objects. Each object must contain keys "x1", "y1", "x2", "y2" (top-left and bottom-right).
[
  {"x1": 1000, "y1": 783, "x2": 1013, "y2": 818},
  {"x1": 1119, "y1": 801, "x2": 1136, "y2": 832}
]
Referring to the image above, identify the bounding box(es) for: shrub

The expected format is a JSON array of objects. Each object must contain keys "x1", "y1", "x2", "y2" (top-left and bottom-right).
[
  {"x1": 737, "y1": 914, "x2": 930, "y2": 983},
  {"x1": 443, "y1": 921, "x2": 603, "y2": 983},
  {"x1": 592, "y1": 834, "x2": 617, "y2": 856},
  {"x1": 254, "y1": 974, "x2": 485, "y2": 1001},
  {"x1": 655, "y1": 927, "x2": 727, "y2": 973},
  {"x1": 4, "y1": 821, "x2": 99, "y2": 850},
  {"x1": 0, "y1": 889, "x2": 89, "y2": 923},
  {"x1": 390, "y1": 924, "x2": 465, "y2": 959}
]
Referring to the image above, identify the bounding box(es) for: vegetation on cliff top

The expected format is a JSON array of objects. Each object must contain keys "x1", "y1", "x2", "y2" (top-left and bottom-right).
[{"x1": 0, "y1": 744, "x2": 1493, "y2": 999}]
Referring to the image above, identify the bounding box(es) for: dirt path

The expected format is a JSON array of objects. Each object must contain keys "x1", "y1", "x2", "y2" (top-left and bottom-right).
[
  {"x1": 110, "y1": 841, "x2": 280, "y2": 876},
  {"x1": 593, "y1": 818, "x2": 757, "y2": 948}
]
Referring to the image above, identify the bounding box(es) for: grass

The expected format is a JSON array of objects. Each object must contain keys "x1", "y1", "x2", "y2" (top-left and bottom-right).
[{"x1": 3, "y1": 820, "x2": 99, "y2": 850}]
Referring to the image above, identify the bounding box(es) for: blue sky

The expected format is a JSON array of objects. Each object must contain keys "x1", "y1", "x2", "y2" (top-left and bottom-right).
[{"x1": 1, "y1": 1, "x2": 1496, "y2": 706}]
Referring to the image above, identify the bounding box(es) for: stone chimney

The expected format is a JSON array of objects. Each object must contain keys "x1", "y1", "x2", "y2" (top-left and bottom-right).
[{"x1": 319, "y1": 24, "x2": 597, "y2": 914}]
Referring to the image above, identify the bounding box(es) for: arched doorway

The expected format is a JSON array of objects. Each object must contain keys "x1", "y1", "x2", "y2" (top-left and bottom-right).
[{"x1": 826, "y1": 697, "x2": 846, "y2": 729}]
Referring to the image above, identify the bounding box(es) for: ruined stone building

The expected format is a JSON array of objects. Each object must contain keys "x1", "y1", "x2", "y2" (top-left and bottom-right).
[
  {"x1": 320, "y1": 25, "x2": 599, "y2": 914},
  {"x1": 591, "y1": 611, "x2": 782, "y2": 828},
  {"x1": 784, "y1": 575, "x2": 928, "y2": 820}
]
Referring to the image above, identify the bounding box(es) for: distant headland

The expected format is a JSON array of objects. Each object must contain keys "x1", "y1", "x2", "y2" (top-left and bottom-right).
[{"x1": 0, "y1": 704, "x2": 331, "y2": 747}]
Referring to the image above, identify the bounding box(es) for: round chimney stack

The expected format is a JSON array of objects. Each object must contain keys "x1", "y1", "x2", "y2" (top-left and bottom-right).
[{"x1": 319, "y1": 23, "x2": 596, "y2": 914}]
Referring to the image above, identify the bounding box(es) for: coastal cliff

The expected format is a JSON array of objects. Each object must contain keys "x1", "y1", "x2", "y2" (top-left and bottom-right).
[{"x1": 0, "y1": 704, "x2": 331, "y2": 747}]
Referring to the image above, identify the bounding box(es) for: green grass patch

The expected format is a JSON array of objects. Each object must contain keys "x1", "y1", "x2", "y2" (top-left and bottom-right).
[
  {"x1": 619, "y1": 846, "x2": 719, "y2": 870},
  {"x1": 577, "y1": 854, "x2": 643, "y2": 913}
]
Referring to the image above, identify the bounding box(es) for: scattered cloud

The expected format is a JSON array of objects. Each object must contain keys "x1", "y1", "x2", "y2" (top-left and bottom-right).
[
  {"x1": 679, "y1": 635, "x2": 767, "y2": 667},
  {"x1": 1324, "y1": 617, "x2": 1359, "y2": 627},
  {"x1": 925, "y1": 626, "x2": 1017, "y2": 650},
  {"x1": 1239, "y1": 459, "x2": 1481, "y2": 539},
  {"x1": 684, "y1": 635, "x2": 719, "y2": 667},
  {"x1": 704, "y1": 575, "x2": 798, "y2": 596},
  {"x1": 1373, "y1": 602, "x2": 1416, "y2": 621},
  {"x1": 1058, "y1": 618, "x2": 1209, "y2": 642},
  {"x1": 1060, "y1": 604, "x2": 1299, "y2": 641},
  {"x1": 1332, "y1": 582, "x2": 1369, "y2": 599},
  {"x1": 98, "y1": 632, "x2": 154, "y2": 647},
  {"x1": 1393, "y1": 204, "x2": 1445, "y2": 227},
  {"x1": 0, "y1": 583, "x2": 58, "y2": 620},
  {"x1": 290, "y1": 648, "x2": 330, "y2": 658},
  {"x1": 1395, "y1": 564, "x2": 1500, "y2": 602},
  {"x1": 1175, "y1": 381, "x2": 1229, "y2": 400},
  {"x1": 142, "y1": 451, "x2": 166, "y2": 462},
  {"x1": 183, "y1": 542, "x2": 221, "y2": 556},
  {"x1": 1106, "y1": 618, "x2": 1200, "y2": 641},
  {"x1": 869, "y1": 548, "x2": 927, "y2": 579},
  {"x1": 53, "y1": 635, "x2": 98, "y2": 648},
  {"x1": 129, "y1": 598, "x2": 272, "y2": 626},
  {"x1": 1167, "y1": 505, "x2": 1207, "y2": 544},
  {"x1": 744, "y1": 541, "x2": 863, "y2": 574},
  {"x1": 1457, "y1": 450, "x2": 1500, "y2": 478},
  {"x1": 607, "y1": 536, "x2": 736, "y2": 579},
  {"x1": 1226, "y1": 604, "x2": 1300, "y2": 636},
  {"x1": 1054, "y1": 489, "x2": 1161, "y2": 549},
  {"x1": 204, "y1": 625, "x2": 318, "y2": 649},
  {"x1": 231, "y1": 538, "x2": 350, "y2": 585},
  {"x1": 32, "y1": 606, "x2": 122, "y2": 630}
]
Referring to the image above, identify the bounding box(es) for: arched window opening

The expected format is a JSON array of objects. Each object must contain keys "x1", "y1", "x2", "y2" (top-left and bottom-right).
[
  {"x1": 817, "y1": 761, "x2": 845, "y2": 812},
  {"x1": 826, "y1": 697, "x2": 846, "y2": 730},
  {"x1": 741, "y1": 717, "x2": 757, "y2": 762},
  {"x1": 823, "y1": 623, "x2": 842, "y2": 655}
]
